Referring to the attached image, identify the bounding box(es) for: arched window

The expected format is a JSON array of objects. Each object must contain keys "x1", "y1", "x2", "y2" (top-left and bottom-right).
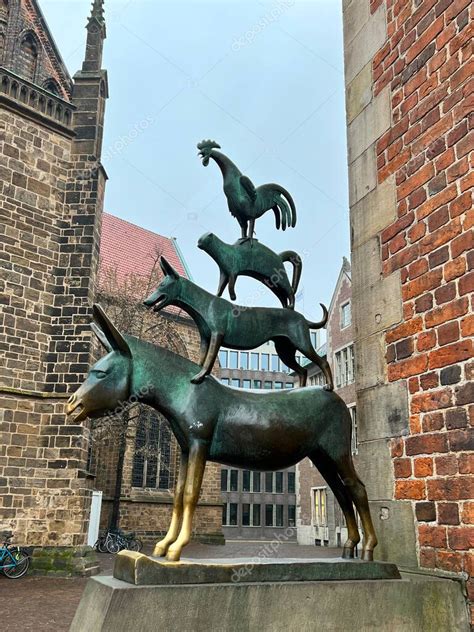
[
  {"x1": 0, "y1": 31, "x2": 5, "y2": 62},
  {"x1": 131, "y1": 406, "x2": 174, "y2": 491},
  {"x1": 19, "y1": 33, "x2": 38, "y2": 81},
  {"x1": 43, "y1": 79, "x2": 60, "y2": 96}
]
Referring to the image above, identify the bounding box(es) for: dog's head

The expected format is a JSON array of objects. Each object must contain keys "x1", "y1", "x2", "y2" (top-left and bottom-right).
[{"x1": 143, "y1": 257, "x2": 183, "y2": 312}]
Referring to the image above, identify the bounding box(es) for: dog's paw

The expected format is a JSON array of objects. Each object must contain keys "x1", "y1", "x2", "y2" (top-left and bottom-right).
[{"x1": 191, "y1": 373, "x2": 206, "y2": 384}]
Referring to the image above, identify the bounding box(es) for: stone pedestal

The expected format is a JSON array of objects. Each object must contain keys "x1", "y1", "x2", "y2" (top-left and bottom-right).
[{"x1": 70, "y1": 553, "x2": 469, "y2": 632}]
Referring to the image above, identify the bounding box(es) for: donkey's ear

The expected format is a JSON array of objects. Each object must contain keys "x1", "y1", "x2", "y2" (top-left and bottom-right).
[
  {"x1": 92, "y1": 304, "x2": 131, "y2": 357},
  {"x1": 160, "y1": 256, "x2": 179, "y2": 279},
  {"x1": 91, "y1": 322, "x2": 113, "y2": 352}
]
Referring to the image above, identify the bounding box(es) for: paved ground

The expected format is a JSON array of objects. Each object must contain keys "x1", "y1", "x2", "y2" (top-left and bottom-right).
[{"x1": 1, "y1": 541, "x2": 341, "y2": 632}]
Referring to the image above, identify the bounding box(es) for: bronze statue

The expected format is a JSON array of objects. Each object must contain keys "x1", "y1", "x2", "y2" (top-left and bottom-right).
[
  {"x1": 144, "y1": 257, "x2": 333, "y2": 389},
  {"x1": 198, "y1": 232, "x2": 302, "y2": 309},
  {"x1": 67, "y1": 305, "x2": 377, "y2": 563},
  {"x1": 197, "y1": 140, "x2": 296, "y2": 240}
]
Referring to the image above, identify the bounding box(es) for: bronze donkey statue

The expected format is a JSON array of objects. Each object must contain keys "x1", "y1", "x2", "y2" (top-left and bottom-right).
[
  {"x1": 198, "y1": 232, "x2": 302, "y2": 309},
  {"x1": 66, "y1": 305, "x2": 377, "y2": 562},
  {"x1": 144, "y1": 257, "x2": 334, "y2": 389}
]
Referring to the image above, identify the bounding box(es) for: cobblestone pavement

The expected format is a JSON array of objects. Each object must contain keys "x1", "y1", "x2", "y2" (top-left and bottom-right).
[{"x1": 2, "y1": 541, "x2": 341, "y2": 632}]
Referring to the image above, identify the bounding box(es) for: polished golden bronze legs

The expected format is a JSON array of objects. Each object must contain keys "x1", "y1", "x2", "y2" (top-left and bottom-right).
[{"x1": 153, "y1": 443, "x2": 207, "y2": 562}]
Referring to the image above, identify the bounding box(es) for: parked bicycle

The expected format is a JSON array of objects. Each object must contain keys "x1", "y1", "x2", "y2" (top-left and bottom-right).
[
  {"x1": 0, "y1": 532, "x2": 30, "y2": 579},
  {"x1": 94, "y1": 530, "x2": 142, "y2": 554}
]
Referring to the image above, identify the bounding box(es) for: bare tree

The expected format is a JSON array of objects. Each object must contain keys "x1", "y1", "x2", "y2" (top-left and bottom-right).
[{"x1": 92, "y1": 246, "x2": 187, "y2": 532}]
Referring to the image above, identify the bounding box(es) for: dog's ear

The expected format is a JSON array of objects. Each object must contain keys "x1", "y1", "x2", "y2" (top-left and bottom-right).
[{"x1": 160, "y1": 256, "x2": 179, "y2": 279}]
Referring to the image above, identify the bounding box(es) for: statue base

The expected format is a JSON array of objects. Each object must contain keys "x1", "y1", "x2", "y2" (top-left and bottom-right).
[
  {"x1": 70, "y1": 569, "x2": 469, "y2": 632},
  {"x1": 113, "y1": 550, "x2": 401, "y2": 585}
]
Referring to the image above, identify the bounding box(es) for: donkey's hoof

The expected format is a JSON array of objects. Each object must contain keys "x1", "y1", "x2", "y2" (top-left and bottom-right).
[
  {"x1": 166, "y1": 547, "x2": 181, "y2": 562},
  {"x1": 153, "y1": 543, "x2": 168, "y2": 557},
  {"x1": 361, "y1": 549, "x2": 374, "y2": 562},
  {"x1": 342, "y1": 546, "x2": 354, "y2": 559}
]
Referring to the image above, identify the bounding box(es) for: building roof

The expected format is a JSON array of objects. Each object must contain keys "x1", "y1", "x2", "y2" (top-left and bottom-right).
[
  {"x1": 99, "y1": 213, "x2": 190, "y2": 286},
  {"x1": 327, "y1": 256, "x2": 351, "y2": 318}
]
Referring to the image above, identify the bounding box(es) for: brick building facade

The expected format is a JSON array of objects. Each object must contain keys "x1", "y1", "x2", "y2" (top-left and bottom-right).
[
  {"x1": 297, "y1": 258, "x2": 357, "y2": 548},
  {"x1": 343, "y1": 0, "x2": 472, "y2": 622},
  {"x1": 0, "y1": 0, "x2": 108, "y2": 572}
]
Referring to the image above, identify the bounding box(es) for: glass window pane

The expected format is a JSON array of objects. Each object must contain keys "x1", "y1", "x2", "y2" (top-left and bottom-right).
[
  {"x1": 222, "y1": 504, "x2": 227, "y2": 525},
  {"x1": 218, "y1": 350, "x2": 228, "y2": 368},
  {"x1": 265, "y1": 472, "x2": 273, "y2": 493},
  {"x1": 242, "y1": 470, "x2": 250, "y2": 492},
  {"x1": 276, "y1": 505, "x2": 284, "y2": 527},
  {"x1": 242, "y1": 503, "x2": 250, "y2": 526},
  {"x1": 285, "y1": 383, "x2": 294, "y2": 389},
  {"x1": 221, "y1": 377, "x2": 229, "y2": 385},
  {"x1": 252, "y1": 504, "x2": 261, "y2": 526},
  {"x1": 275, "y1": 471, "x2": 283, "y2": 493},
  {"x1": 230, "y1": 469, "x2": 238, "y2": 491},
  {"x1": 274, "y1": 381, "x2": 283, "y2": 389},
  {"x1": 265, "y1": 504, "x2": 273, "y2": 526},
  {"x1": 264, "y1": 381, "x2": 272, "y2": 389},
  {"x1": 243, "y1": 379, "x2": 251, "y2": 389},
  {"x1": 231, "y1": 378, "x2": 240, "y2": 388},
  {"x1": 229, "y1": 503, "x2": 238, "y2": 526},
  {"x1": 221, "y1": 469, "x2": 228, "y2": 491},
  {"x1": 240, "y1": 352, "x2": 249, "y2": 369},
  {"x1": 251, "y1": 353, "x2": 259, "y2": 370},
  {"x1": 252, "y1": 471, "x2": 261, "y2": 492},
  {"x1": 253, "y1": 379, "x2": 262, "y2": 389},
  {"x1": 271, "y1": 354, "x2": 279, "y2": 372},
  {"x1": 288, "y1": 472, "x2": 295, "y2": 494},
  {"x1": 229, "y1": 351, "x2": 238, "y2": 369},
  {"x1": 288, "y1": 504, "x2": 296, "y2": 527},
  {"x1": 261, "y1": 354, "x2": 269, "y2": 371}
]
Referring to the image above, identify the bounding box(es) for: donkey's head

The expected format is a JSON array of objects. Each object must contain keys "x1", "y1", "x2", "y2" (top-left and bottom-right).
[
  {"x1": 143, "y1": 257, "x2": 183, "y2": 312},
  {"x1": 66, "y1": 305, "x2": 132, "y2": 422}
]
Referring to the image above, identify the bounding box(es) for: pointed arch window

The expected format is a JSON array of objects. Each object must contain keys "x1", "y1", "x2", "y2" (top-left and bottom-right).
[
  {"x1": 43, "y1": 78, "x2": 60, "y2": 96},
  {"x1": 19, "y1": 33, "x2": 38, "y2": 82},
  {"x1": 131, "y1": 406, "x2": 174, "y2": 491},
  {"x1": 0, "y1": 31, "x2": 5, "y2": 62}
]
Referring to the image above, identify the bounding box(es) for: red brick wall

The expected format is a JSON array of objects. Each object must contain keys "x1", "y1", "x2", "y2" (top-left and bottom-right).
[{"x1": 371, "y1": 0, "x2": 473, "y2": 621}]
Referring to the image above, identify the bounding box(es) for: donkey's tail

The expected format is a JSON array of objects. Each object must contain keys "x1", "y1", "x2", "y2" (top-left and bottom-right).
[
  {"x1": 307, "y1": 303, "x2": 328, "y2": 329},
  {"x1": 280, "y1": 250, "x2": 302, "y2": 294}
]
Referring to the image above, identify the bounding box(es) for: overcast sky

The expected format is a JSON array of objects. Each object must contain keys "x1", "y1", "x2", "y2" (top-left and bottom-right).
[{"x1": 42, "y1": 0, "x2": 349, "y2": 320}]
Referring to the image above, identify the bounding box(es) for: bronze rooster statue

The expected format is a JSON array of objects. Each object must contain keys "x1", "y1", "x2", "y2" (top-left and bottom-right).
[{"x1": 197, "y1": 140, "x2": 297, "y2": 240}]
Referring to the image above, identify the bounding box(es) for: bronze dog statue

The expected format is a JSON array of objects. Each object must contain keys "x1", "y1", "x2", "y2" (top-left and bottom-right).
[
  {"x1": 66, "y1": 305, "x2": 377, "y2": 562},
  {"x1": 144, "y1": 257, "x2": 333, "y2": 389},
  {"x1": 198, "y1": 232, "x2": 302, "y2": 309}
]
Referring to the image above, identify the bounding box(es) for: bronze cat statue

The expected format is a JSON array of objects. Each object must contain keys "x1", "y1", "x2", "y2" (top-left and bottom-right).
[{"x1": 198, "y1": 232, "x2": 302, "y2": 309}]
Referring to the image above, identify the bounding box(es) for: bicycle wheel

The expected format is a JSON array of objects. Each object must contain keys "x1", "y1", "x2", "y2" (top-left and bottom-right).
[
  {"x1": 96, "y1": 536, "x2": 107, "y2": 554},
  {"x1": 125, "y1": 539, "x2": 142, "y2": 552},
  {"x1": 3, "y1": 550, "x2": 30, "y2": 579},
  {"x1": 106, "y1": 536, "x2": 120, "y2": 554}
]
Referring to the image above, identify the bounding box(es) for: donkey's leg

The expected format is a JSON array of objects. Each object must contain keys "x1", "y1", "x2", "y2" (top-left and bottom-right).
[
  {"x1": 153, "y1": 450, "x2": 188, "y2": 557},
  {"x1": 167, "y1": 442, "x2": 207, "y2": 561},
  {"x1": 191, "y1": 333, "x2": 224, "y2": 384},
  {"x1": 311, "y1": 453, "x2": 360, "y2": 559},
  {"x1": 337, "y1": 457, "x2": 378, "y2": 561}
]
